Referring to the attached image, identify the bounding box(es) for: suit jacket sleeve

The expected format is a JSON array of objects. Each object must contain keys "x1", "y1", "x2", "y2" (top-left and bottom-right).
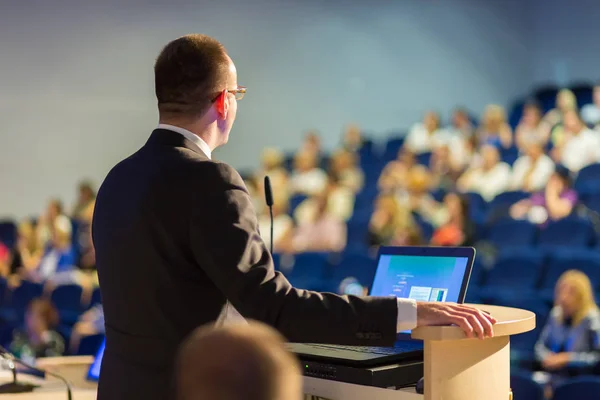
[{"x1": 189, "y1": 162, "x2": 398, "y2": 345}]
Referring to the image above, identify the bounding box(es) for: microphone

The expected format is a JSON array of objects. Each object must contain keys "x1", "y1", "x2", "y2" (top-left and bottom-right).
[
  {"x1": 263, "y1": 176, "x2": 274, "y2": 255},
  {"x1": 0, "y1": 345, "x2": 72, "y2": 399}
]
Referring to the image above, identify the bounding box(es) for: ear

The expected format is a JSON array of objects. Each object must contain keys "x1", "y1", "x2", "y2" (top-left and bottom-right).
[{"x1": 215, "y1": 89, "x2": 229, "y2": 120}]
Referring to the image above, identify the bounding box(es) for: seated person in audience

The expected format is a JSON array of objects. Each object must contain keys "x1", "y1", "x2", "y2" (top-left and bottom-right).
[
  {"x1": 341, "y1": 123, "x2": 366, "y2": 153},
  {"x1": 176, "y1": 322, "x2": 302, "y2": 400},
  {"x1": 70, "y1": 304, "x2": 105, "y2": 354},
  {"x1": 9, "y1": 220, "x2": 45, "y2": 285},
  {"x1": 551, "y1": 110, "x2": 600, "y2": 173},
  {"x1": 378, "y1": 149, "x2": 417, "y2": 193},
  {"x1": 254, "y1": 148, "x2": 289, "y2": 199},
  {"x1": 289, "y1": 150, "x2": 328, "y2": 196},
  {"x1": 515, "y1": 101, "x2": 545, "y2": 151},
  {"x1": 329, "y1": 149, "x2": 364, "y2": 193},
  {"x1": 288, "y1": 191, "x2": 346, "y2": 253},
  {"x1": 295, "y1": 175, "x2": 354, "y2": 224},
  {"x1": 0, "y1": 241, "x2": 11, "y2": 278},
  {"x1": 510, "y1": 165, "x2": 577, "y2": 225},
  {"x1": 430, "y1": 145, "x2": 463, "y2": 191},
  {"x1": 72, "y1": 180, "x2": 96, "y2": 222},
  {"x1": 9, "y1": 298, "x2": 65, "y2": 364},
  {"x1": 476, "y1": 104, "x2": 513, "y2": 149},
  {"x1": 25, "y1": 216, "x2": 77, "y2": 284},
  {"x1": 448, "y1": 107, "x2": 475, "y2": 139},
  {"x1": 431, "y1": 193, "x2": 475, "y2": 247},
  {"x1": 540, "y1": 89, "x2": 578, "y2": 146},
  {"x1": 510, "y1": 140, "x2": 555, "y2": 193},
  {"x1": 457, "y1": 144, "x2": 511, "y2": 201},
  {"x1": 257, "y1": 193, "x2": 293, "y2": 253},
  {"x1": 36, "y1": 199, "x2": 69, "y2": 247},
  {"x1": 581, "y1": 82, "x2": 600, "y2": 131},
  {"x1": 368, "y1": 194, "x2": 419, "y2": 247},
  {"x1": 300, "y1": 130, "x2": 322, "y2": 156},
  {"x1": 402, "y1": 166, "x2": 447, "y2": 227},
  {"x1": 404, "y1": 110, "x2": 447, "y2": 154},
  {"x1": 534, "y1": 270, "x2": 600, "y2": 391}
]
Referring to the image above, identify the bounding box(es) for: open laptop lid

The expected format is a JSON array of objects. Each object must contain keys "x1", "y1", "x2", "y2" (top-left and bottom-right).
[
  {"x1": 370, "y1": 246, "x2": 475, "y2": 341},
  {"x1": 86, "y1": 338, "x2": 105, "y2": 382}
]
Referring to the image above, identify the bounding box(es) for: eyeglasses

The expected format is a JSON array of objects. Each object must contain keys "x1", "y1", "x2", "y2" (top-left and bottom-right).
[{"x1": 228, "y1": 86, "x2": 246, "y2": 101}]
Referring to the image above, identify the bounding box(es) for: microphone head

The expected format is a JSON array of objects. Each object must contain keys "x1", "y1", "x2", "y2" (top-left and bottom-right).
[{"x1": 264, "y1": 176, "x2": 274, "y2": 207}]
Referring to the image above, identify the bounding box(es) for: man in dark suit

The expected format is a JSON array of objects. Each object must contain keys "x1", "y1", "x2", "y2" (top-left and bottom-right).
[{"x1": 92, "y1": 34, "x2": 495, "y2": 400}]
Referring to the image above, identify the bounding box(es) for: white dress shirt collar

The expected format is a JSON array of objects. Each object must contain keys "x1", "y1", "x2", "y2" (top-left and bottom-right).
[{"x1": 157, "y1": 123, "x2": 212, "y2": 159}]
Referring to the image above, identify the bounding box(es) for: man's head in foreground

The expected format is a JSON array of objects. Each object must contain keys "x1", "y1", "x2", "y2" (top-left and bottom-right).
[{"x1": 176, "y1": 322, "x2": 302, "y2": 400}]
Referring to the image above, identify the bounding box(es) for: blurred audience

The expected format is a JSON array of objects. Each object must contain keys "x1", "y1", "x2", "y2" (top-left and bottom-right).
[
  {"x1": 431, "y1": 193, "x2": 475, "y2": 247},
  {"x1": 289, "y1": 150, "x2": 328, "y2": 196},
  {"x1": 72, "y1": 181, "x2": 96, "y2": 222},
  {"x1": 510, "y1": 165, "x2": 577, "y2": 226},
  {"x1": 367, "y1": 194, "x2": 421, "y2": 247},
  {"x1": 404, "y1": 111, "x2": 446, "y2": 154},
  {"x1": 515, "y1": 102, "x2": 545, "y2": 151},
  {"x1": 457, "y1": 144, "x2": 511, "y2": 201},
  {"x1": 254, "y1": 148, "x2": 289, "y2": 199},
  {"x1": 510, "y1": 141, "x2": 555, "y2": 193},
  {"x1": 551, "y1": 110, "x2": 600, "y2": 172},
  {"x1": 477, "y1": 104, "x2": 513, "y2": 149},
  {"x1": 300, "y1": 130, "x2": 322, "y2": 156},
  {"x1": 288, "y1": 190, "x2": 346, "y2": 253},
  {"x1": 70, "y1": 304, "x2": 105, "y2": 354},
  {"x1": 448, "y1": 107, "x2": 475, "y2": 139},
  {"x1": 36, "y1": 199, "x2": 69, "y2": 247},
  {"x1": 541, "y1": 89, "x2": 578, "y2": 146},
  {"x1": 378, "y1": 149, "x2": 417, "y2": 193},
  {"x1": 295, "y1": 175, "x2": 354, "y2": 224},
  {"x1": 534, "y1": 270, "x2": 600, "y2": 389},
  {"x1": 329, "y1": 149, "x2": 364, "y2": 193},
  {"x1": 341, "y1": 123, "x2": 367, "y2": 153},
  {"x1": 581, "y1": 82, "x2": 600, "y2": 130},
  {"x1": 9, "y1": 298, "x2": 65, "y2": 364},
  {"x1": 176, "y1": 322, "x2": 302, "y2": 400},
  {"x1": 25, "y1": 216, "x2": 77, "y2": 284}
]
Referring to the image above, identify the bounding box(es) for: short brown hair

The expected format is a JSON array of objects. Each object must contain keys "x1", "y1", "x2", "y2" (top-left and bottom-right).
[
  {"x1": 28, "y1": 298, "x2": 60, "y2": 329},
  {"x1": 154, "y1": 34, "x2": 230, "y2": 116},
  {"x1": 176, "y1": 322, "x2": 302, "y2": 400}
]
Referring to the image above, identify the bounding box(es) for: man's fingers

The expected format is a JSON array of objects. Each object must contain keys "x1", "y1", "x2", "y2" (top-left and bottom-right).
[
  {"x1": 448, "y1": 314, "x2": 474, "y2": 338},
  {"x1": 450, "y1": 305, "x2": 495, "y2": 338}
]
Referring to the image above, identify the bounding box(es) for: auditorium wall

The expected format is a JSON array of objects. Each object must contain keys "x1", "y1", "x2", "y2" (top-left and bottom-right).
[{"x1": 0, "y1": 0, "x2": 596, "y2": 218}]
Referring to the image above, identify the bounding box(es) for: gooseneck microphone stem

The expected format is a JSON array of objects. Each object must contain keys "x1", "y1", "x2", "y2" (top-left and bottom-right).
[
  {"x1": 263, "y1": 176, "x2": 274, "y2": 255},
  {"x1": 0, "y1": 345, "x2": 72, "y2": 399}
]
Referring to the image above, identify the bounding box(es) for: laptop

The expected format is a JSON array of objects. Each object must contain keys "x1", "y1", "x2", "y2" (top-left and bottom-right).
[
  {"x1": 289, "y1": 246, "x2": 475, "y2": 367},
  {"x1": 86, "y1": 338, "x2": 106, "y2": 382}
]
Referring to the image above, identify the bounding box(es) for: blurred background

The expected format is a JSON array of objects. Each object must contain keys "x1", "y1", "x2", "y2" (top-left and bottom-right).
[{"x1": 1, "y1": 0, "x2": 600, "y2": 397}]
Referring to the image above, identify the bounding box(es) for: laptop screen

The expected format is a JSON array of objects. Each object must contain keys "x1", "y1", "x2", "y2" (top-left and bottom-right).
[
  {"x1": 86, "y1": 338, "x2": 105, "y2": 381},
  {"x1": 370, "y1": 246, "x2": 473, "y2": 303}
]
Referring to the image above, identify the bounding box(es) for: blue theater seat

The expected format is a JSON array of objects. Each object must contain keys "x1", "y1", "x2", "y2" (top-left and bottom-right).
[
  {"x1": 538, "y1": 218, "x2": 596, "y2": 249},
  {"x1": 0, "y1": 281, "x2": 44, "y2": 324},
  {"x1": 553, "y1": 376, "x2": 600, "y2": 400},
  {"x1": 538, "y1": 250, "x2": 600, "y2": 302},
  {"x1": 488, "y1": 219, "x2": 537, "y2": 248},
  {"x1": 510, "y1": 373, "x2": 544, "y2": 400},
  {"x1": 75, "y1": 333, "x2": 105, "y2": 356},
  {"x1": 282, "y1": 252, "x2": 331, "y2": 291},
  {"x1": 489, "y1": 191, "x2": 529, "y2": 210},
  {"x1": 481, "y1": 250, "x2": 542, "y2": 302},
  {"x1": 383, "y1": 137, "x2": 405, "y2": 161},
  {"x1": 51, "y1": 284, "x2": 84, "y2": 325},
  {"x1": 328, "y1": 251, "x2": 377, "y2": 294},
  {"x1": 0, "y1": 220, "x2": 17, "y2": 249}
]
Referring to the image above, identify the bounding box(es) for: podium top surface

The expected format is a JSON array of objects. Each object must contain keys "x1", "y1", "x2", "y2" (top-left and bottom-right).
[{"x1": 411, "y1": 304, "x2": 535, "y2": 341}]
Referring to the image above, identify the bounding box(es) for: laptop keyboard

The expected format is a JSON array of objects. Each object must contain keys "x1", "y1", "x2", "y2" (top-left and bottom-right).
[{"x1": 310, "y1": 341, "x2": 423, "y2": 356}]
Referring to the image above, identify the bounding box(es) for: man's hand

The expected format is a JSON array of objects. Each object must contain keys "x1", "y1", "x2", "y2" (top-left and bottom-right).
[
  {"x1": 417, "y1": 302, "x2": 496, "y2": 339},
  {"x1": 542, "y1": 352, "x2": 570, "y2": 371}
]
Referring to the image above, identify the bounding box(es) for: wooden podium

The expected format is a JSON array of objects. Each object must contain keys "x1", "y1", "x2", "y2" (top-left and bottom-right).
[{"x1": 304, "y1": 304, "x2": 536, "y2": 400}]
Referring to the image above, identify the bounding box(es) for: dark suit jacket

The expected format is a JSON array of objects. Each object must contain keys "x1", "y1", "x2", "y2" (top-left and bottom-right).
[{"x1": 92, "y1": 129, "x2": 398, "y2": 400}]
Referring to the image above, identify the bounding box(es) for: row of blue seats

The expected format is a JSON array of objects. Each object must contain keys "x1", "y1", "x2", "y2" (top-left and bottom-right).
[
  {"x1": 0, "y1": 280, "x2": 101, "y2": 326},
  {"x1": 511, "y1": 374, "x2": 600, "y2": 400}
]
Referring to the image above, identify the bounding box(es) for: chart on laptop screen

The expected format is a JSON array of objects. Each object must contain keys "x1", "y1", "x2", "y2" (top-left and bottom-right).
[{"x1": 370, "y1": 255, "x2": 468, "y2": 303}]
